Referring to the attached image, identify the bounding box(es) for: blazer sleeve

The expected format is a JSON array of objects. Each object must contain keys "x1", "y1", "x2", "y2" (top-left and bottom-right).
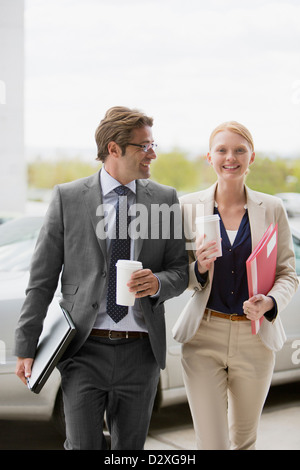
[
  {"x1": 267, "y1": 199, "x2": 299, "y2": 316},
  {"x1": 179, "y1": 195, "x2": 211, "y2": 293}
]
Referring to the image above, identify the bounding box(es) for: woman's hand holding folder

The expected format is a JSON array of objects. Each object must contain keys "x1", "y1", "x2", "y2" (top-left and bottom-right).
[{"x1": 243, "y1": 294, "x2": 275, "y2": 321}]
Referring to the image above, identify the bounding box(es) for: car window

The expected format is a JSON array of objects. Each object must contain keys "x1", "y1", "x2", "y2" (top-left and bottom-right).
[
  {"x1": 292, "y1": 235, "x2": 300, "y2": 276},
  {"x1": 0, "y1": 217, "x2": 43, "y2": 271}
]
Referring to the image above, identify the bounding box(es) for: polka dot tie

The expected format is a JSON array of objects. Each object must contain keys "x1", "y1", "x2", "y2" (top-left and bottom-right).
[{"x1": 106, "y1": 185, "x2": 131, "y2": 323}]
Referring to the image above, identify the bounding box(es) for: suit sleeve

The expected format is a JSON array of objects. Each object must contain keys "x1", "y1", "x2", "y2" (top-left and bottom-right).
[
  {"x1": 151, "y1": 189, "x2": 189, "y2": 305},
  {"x1": 14, "y1": 186, "x2": 64, "y2": 358}
]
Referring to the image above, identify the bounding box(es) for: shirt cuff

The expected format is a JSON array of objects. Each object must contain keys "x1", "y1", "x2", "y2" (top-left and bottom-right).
[
  {"x1": 194, "y1": 261, "x2": 208, "y2": 286},
  {"x1": 264, "y1": 295, "x2": 278, "y2": 322},
  {"x1": 150, "y1": 274, "x2": 161, "y2": 298}
]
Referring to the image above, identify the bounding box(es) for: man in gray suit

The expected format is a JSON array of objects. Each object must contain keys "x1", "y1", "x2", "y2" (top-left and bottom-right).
[{"x1": 14, "y1": 106, "x2": 188, "y2": 450}]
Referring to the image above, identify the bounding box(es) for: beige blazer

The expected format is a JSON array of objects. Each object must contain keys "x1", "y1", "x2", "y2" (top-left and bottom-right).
[{"x1": 172, "y1": 182, "x2": 299, "y2": 351}]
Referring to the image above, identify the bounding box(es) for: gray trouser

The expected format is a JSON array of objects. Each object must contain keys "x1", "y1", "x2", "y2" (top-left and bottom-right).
[{"x1": 58, "y1": 335, "x2": 160, "y2": 450}]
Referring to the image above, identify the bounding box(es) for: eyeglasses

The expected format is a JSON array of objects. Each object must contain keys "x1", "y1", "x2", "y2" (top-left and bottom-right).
[{"x1": 127, "y1": 143, "x2": 158, "y2": 153}]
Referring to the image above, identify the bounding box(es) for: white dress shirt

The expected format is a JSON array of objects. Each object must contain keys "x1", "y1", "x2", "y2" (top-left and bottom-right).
[{"x1": 93, "y1": 167, "x2": 148, "y2": 332}]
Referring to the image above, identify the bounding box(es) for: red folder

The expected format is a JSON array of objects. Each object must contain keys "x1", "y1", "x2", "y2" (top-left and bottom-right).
[{"x1": 246, "y1": 223, "x2": 278, "y2": 334}]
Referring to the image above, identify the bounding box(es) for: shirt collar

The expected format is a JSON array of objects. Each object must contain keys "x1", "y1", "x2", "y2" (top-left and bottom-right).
[{"x1": 100, "y1": 167, "x2": 136, "y2": 196}]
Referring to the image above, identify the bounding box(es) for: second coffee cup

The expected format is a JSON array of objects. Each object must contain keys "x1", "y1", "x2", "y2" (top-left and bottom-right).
[{"x1": 195, "y1": 214, "x2": 222, "y2": 258}]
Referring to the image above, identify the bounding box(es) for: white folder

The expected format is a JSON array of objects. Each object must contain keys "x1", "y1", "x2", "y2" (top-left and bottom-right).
[{"x1": 27, "y1": 298, "x2": 76, "y2": 394}]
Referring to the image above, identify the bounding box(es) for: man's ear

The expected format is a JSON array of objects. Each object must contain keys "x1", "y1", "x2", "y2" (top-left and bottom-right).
[{"x1": 107, "y1": 141, "x2": 122, "y2": 158}]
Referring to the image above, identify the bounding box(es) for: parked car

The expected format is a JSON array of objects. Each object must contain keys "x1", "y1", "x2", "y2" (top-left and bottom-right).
[
  {"x1": 275, "y1": 193, "x2": 300, "y2": 217},
  {"x1": 1, "y1": 215, "x2": 300, "y2": 430},
  {"x1": 0, "y1": 212, "x2": 20, "y2": 225}
]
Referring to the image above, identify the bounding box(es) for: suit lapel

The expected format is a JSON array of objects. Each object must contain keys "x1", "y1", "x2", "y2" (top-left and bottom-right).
[
  {"x1": 82, "y1": 169, "x2": 108, "y2": 265},
  {"x1": 134, "y1": 179, "x2": 152, "y2": 260},
  {"x1": 82, "y1": 173, "x2": 153, "y2": 264}
]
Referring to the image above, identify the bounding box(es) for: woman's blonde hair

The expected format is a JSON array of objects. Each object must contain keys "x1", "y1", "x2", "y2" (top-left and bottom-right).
[
  {"x1": 95, "y1": 106, "x2": 153, "y2": 162},
  {"x1": 209, "y1": 121, "x2": 254, "y2": 152}
]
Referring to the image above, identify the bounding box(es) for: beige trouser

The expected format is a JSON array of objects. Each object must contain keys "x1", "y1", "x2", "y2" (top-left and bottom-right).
[{"x1": 182, "y1": 314, "x2": 275, "y2": 450}]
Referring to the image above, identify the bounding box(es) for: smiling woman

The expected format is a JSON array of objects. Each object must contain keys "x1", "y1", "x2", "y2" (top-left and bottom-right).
[
  {"x1": 207, "y1": 121, "x2": 255, "y2": 180},
  {"x1": 205, "y1": 122, "x2": 256, "y2": 232},
  {"x1": 173, "y1": 120, "x2": 299, "y2": 450}
]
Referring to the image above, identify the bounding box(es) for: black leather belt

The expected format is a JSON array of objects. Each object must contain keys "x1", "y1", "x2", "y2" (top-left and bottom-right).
[{"x1": 90, "y1": 329, "x2": 148, "y2": 340}]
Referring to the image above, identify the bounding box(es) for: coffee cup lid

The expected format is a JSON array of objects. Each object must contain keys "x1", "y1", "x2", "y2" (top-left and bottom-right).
[
  {"x1": 115, "y1": 259, "x2": 143, "y2": 269},
  {"x1": 195, "y1": 214, "x2": 220, "y2": 223}
]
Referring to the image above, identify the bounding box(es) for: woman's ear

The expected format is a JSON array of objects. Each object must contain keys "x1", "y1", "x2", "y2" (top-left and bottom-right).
[
  {"x1": 206, "y1": 152, "x2": 212, "y2": 165},
  {"x1": 249, "y1": 151, "x2": 255, "y2": 165}
]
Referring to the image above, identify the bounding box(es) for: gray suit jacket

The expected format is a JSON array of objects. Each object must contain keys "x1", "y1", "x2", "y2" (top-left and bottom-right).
[
  {"x1": 172, "y1": 182, "x2": 299, "y2": 351},
  {"x1": 14, "y1": 170, "x2": 189, "y2": 369}
]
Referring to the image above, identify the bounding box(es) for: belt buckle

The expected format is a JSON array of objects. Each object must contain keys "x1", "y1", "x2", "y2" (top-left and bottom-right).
[
  {"x1": 108, "y1": 330, "x2": 129, "y2": 340},
  {"x1": 108, "y1": 330, "x2": 119, "y2": 340},
  {"x1": 230, "y1": 314, "x2": 239, "y2": 321}
]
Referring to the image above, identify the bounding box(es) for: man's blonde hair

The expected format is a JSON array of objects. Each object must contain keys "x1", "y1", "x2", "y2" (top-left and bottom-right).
[
  {"x1": 95, "y1": 106, "x2": 153, "y2": 162},
  {"x1": 209, "y1": 121, "x2": 254, "y2": 152}
]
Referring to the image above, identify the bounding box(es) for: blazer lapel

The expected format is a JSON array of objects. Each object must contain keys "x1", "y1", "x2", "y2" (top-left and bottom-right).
[
  {"x1": 198, "y1": 182, "x2": 217, "y2": 215},
  {"x1": 245, "y1": 185, "x2": 266, "y2": 250},
  {"x1": 199, "y1": 183, "x2": 267, "y2": 251},
  {"x1": 82, "y1": 169, "x2": 108, "y2": 264},
  {"x1": 196, "y1": 183, "x2": 217, "y2": 280}
]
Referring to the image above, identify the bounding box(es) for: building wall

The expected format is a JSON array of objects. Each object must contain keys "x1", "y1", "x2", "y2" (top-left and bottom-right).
[{"x1": 0, "y1": 0, "x2": 25, "y2": 213}]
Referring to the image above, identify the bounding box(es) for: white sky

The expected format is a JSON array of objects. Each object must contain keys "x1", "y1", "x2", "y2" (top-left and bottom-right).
[{"x1": 24, "y1": 0, "x2": 300, "y2": 158}]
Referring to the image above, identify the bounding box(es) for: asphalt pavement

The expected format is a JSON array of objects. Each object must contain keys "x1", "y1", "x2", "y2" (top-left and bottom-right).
[
  {"x1": 145, "y1": 381, "x2": 300, "y2": 450},
  {"x1": 0, "y1": 382, "x2": 299, "y2": 451}
]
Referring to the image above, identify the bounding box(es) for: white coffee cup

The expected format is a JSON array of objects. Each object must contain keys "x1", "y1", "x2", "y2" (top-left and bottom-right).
[
  {"x1": 115, "y1": 260, "x2": 143, "y2": 306},
  {"x1": 195, "y1": 214, "x2": 222, "y2": 258}
]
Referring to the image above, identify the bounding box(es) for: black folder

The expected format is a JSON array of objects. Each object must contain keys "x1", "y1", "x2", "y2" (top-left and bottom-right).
[{"x1": 27, "y1": 298, "x2": 76, "y2": 394}]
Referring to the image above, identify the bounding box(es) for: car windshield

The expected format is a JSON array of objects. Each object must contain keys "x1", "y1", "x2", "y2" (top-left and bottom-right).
[{"x1": 0, "y1": 217, "x2": 43, "y2": 271}]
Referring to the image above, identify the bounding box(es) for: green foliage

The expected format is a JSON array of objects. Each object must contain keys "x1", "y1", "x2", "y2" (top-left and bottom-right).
[
  {"x1": 27, "y1": 151, "x2": 300, "y2": 196},
  {"x1": 150, "y1": 149, "x2": 200, "y2": 192},
  {"x1": 150, "y1": 151, "x2": 300, "y2": 196},
  {"x1": 27, "y1": 158, "x2": 101, "y2": 189},
  {"x1": 245, "y1": 153, "x2": 297, "y2": 194}
]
